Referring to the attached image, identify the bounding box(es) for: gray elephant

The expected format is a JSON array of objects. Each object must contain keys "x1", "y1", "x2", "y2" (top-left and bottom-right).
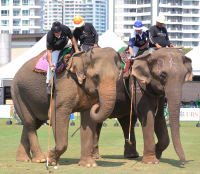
[
  {"x1": 91, "y1": 48, "x2": 192, "y2": 165},
  {"x1": 11, "y1": 47, "x2": 121, "y2": 166}
]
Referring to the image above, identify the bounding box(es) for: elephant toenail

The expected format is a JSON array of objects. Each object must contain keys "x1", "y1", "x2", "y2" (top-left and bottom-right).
[
  {"x1": 86, "y1": 164, "x2": 91, "y2": 167},
  {"x1": 92, "y1": 163, "x2": 97, "y2": 167}
]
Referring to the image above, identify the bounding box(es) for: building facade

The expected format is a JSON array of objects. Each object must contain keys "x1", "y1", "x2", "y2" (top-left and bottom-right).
[
  {"x1": 109, "y1": 0, "x2": 200, "y2": 48},
  {"x1": 0, "y1": 0, "x2": 44, "y2": 34},
  {"x1": 43, "y1": 0, "x2": 107, "y2": 35}
]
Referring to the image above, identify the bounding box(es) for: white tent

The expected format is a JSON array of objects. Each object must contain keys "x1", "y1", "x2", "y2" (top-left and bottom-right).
[
  {"x1": 0, "y1": 30, "x2": 127, "y2": 80},
  {"x1": 98, "y1": 30, "x2": 127, "y2": 52},
  {"x1": 185, "y1": 46, "x2": 200, "y2": 76}
]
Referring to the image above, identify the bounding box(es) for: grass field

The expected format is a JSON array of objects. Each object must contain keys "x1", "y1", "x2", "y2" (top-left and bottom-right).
[{"x1": 0, "y1": 118, "x2": 200, "y2": 174}]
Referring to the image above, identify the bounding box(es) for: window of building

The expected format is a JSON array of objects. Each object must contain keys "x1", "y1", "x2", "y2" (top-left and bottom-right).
[
  {"x1": 124, "y1": 0, "x2": 136, "y2": 4},
  {"x1": 13, "y1": 20, "x2": 20, "y2": 26},
  {"x1": 22, "y1": 0, "x2": 30, "y2": 5},
  {"x1": 22, "y1": 30, "x2": 30, "y2": 34},
  {"x1": 13, "y1": 10, "x2": 20, "y2": 16},
  {"x1": 13, "y1": 0, "x2": 20, "y2": 6},
  {"x1": 183, "y1": 1, "x2": 192, "y2": 5},
  {"x1": 1, "y1": 0, "x2": 9, "y2": 6},
  {"x1": 1, "y1": 20, "x2": 9, "y2": 26},
  {"x1": 1, "y1": 30, "x2": 9, "y2": 33},
  {"x1": 192, "y1": 42, "x2": 199, "y2": 47},
  {"x1": 13, "y1": 30, "x2": 20, "y2": 34},
  {"x1": 182, "y1": 41, "x2": 192, "y2": 47},
  {"x1": 22, "y1": 20, "x2": 29, "y2": 26},
  {"x1": 1, "y1": 10, "x2": 9, "y2": 16},
  {"x1": 22, "y1": 10, "x2": 30, "y2": 16},
  {"x1": 183, "y1": 34, "x2": 192, "y2": 38},
  {"x1": 124, "y1": 8, "x2": 136, "y2": 13},
  {"x1": 137, "y1": 8, "x2": 143, "y2": 13}
]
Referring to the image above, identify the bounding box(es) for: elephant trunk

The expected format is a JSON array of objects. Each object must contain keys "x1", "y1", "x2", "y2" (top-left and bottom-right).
[
  {"x1": 165, "y1": 83, "x2": 186, "y2": 165},
  {"x1": 90, "y1": 79, "x2": 117, "y2": 123}
]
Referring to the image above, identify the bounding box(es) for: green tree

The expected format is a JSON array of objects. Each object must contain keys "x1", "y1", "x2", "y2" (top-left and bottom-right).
[{"x1": 177, "y1": 45, "x2": 193, "y2": 55}]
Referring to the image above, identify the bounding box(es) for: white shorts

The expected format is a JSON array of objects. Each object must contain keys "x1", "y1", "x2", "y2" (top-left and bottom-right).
[
  {"x1": 46, "y1": 50, "x2": 60, "y2": 84},
  {"x1": 128, "y1": 44, "x2": 149, "y2": 59}
]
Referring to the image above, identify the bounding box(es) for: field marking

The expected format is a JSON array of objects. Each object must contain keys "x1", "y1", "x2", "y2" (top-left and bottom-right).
[{"x1": 0, "y1": 133, "x2": 21, "y2": 139}]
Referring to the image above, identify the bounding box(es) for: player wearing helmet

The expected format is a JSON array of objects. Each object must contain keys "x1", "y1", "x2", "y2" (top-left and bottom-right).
[
  {"x1": 73, "y1": 15, "x2": 98, "y2": 52},
  {"x1": 149, "y1": 15, "x2": 174, "y2": 49},
  {"x1": 124, "y1": 21, "x2": 149, "y2": 79},
  {"x1": 46, "y1": 21, "x2": 79, "y2": 94}
]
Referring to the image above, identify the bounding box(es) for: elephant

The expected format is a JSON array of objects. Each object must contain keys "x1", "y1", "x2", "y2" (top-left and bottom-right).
[
  {"x1": 11, "y1": 47, "x2": 121, "y2": 167},
  {"x1": 91, "y1": 48, "x2": 193, "y2": 165}
]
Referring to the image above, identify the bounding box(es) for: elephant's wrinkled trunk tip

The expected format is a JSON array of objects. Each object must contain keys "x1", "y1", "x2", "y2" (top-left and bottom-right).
[{"x1": 90, "y1": 80, "x2": 117, "y2": 123}]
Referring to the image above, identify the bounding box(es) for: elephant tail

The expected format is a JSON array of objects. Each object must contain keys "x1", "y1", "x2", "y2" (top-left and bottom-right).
[{"x1": 11, "y1": 81, "x2": 25, "y2": 124}]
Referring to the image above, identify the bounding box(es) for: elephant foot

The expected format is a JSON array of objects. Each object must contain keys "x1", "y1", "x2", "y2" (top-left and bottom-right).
[
  {"x1": 155, "y1": 149, "x2": 163, "y2": 159},
  {"x1": 32, "y1": 154, "x2": 46, "y2": 163},
  {"x1": 44, "y1": 151, "x2": 58, "y2": 166},
  {"x1": 124, "y1": 143, "x2": 139, "y2": 158},
  {"x1": 142, "y1": 155, "x2": 160, "y2": 164},
  {"x1": 78, "y1": 157, "x2": 97, "y2": 167},
  {"x1": 92, "y1": 152, "x2": 102, "y2": 159},
  {"x1": 16, "y1": 154, "x2": 31, "y2": 162},
  {"x1": 16, "y1": 143, "x2": 31, "y2": 162},
  {"x1": 92, "y1": 148, "x2": 102, "y2": 159},
  {"x1": 124, "y1": 151, "x2": 139, "y2": 158}
]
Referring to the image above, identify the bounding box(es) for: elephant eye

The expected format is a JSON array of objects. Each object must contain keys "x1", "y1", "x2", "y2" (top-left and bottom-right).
[
  {"x1": 92, "y1": 74, "x2": 100, "y2": 84},
  {"x1": 93, "y1": 74, "x2": 99, "y2": 80},
  {"x1": 160, "y1": 72, "x2": 167, "y2": 79}
]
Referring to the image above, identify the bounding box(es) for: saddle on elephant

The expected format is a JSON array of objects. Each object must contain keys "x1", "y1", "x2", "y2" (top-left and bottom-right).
[
  {"x1": 33, "y1": 47, "x2": 73, "y2": 74},
  {"x1": 120, "y1": 47, "x2": 148, "y2": 79}
]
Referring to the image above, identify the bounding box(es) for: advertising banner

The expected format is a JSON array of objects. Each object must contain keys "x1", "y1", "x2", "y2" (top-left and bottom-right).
[{"x1": 179, "y1": 108, "x2": 200, "y2": 121}]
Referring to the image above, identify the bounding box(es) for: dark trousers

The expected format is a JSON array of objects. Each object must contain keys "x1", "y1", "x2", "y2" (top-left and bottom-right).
[{"x1": 81, "y1": 44, "x2": 94, "y2": 52}]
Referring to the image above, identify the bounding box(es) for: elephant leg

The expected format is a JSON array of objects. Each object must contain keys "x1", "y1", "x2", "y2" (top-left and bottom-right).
[
  {"x1": 118, "y1": 115, "x2": 139, "y2": 158},
  {"x1": 47, "y1": 109, "x2": 70, "y2": 166},
  {"x1": 29, "y1": 121, "x2": 46, "y2": 163},
  {"x1": 79, "y1": 109, "x2": 97, "y2": 167},
  {"x1": 154, "y1": 97, "x2": 169, "y2": 159},
  {"x1": 14, "y1": 96, "x2": 45, "y2": 163},
  {"x1": 137, "y1": 97, "x2": 159, "y2": 164},
  {"x1": 92, "y1": 122, "x2": 103, "y2": 159},
  {"x1": 16, "y1": 126, "x2": 31, "y2": 162}
]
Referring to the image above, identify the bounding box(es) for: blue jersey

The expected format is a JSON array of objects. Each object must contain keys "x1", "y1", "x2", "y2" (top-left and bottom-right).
[{"x1": 128, "y1": 27, "x2": 149, "y2": 48}]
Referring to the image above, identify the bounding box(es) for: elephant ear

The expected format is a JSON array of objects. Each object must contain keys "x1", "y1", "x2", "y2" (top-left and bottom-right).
[
  {"x1": 131, "y1": 53, "x2": 152, "y2": 84},
  {"x1": 68, "y1": 51, "x2": 86, "y2": 84},
  {"x1": 184, "y1": 56, "x2": 193, "y2": 82}
]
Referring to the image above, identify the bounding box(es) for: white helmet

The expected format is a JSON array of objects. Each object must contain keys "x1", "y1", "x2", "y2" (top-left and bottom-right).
[{"x1": 156, "y1": 15, "x2": 166, "y2": 24}]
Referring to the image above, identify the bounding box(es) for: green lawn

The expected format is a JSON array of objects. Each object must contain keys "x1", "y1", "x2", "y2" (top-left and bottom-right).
[{"x1": 0, "y1": 119, "x2": 200, "y2": 174}]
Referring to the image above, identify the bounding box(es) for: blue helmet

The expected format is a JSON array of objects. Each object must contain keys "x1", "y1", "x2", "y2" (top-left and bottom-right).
[{"x1": 133, "y1": 21, "x2": 143, "y2": 30}]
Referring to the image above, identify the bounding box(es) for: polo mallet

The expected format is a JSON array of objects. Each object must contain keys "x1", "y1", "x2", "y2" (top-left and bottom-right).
[
  {"x1": 46, "y1": 73, "x2": 54, "y2": 170},
  {"x1": 126, "y1": 79, "x2": 134, "y2": 145}
]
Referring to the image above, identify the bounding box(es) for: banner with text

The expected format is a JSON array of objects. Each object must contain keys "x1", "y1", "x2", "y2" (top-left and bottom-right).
[{"x1": 180, "y1": 108, "x2": 200, "y2": 121}]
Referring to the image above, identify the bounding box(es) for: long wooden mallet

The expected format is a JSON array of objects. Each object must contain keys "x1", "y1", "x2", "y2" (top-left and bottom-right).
[
  {"x1": 126, "y1": 79, "x2": 134, "y2": 145},
  {"x1": 46, "y1": 73, "x2": 54, "y2": 170}
]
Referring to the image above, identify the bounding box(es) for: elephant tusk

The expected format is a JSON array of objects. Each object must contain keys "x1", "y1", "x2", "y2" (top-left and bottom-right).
[{"x1": 118, "y1": 69, "x2": 122, "y2": 80}]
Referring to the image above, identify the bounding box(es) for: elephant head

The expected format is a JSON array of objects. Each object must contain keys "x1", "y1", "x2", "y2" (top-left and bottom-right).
[
  {"x1": 68, "y1": 47, "x2": 122, "y2": 123},
  {"x1": 132, "y1": 48, "x2": 193, "y2": 165}
]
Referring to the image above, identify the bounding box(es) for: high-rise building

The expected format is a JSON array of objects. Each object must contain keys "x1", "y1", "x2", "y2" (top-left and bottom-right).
[
  {"x1": 0, "y1": 0, "x2": 44, "y2": 34},
  {"x1": 109, "y1": 0, "x2": 200, "y2": 48},
  {"x1": 43, "y1": 0, "x2": 107, "y2": 35}
]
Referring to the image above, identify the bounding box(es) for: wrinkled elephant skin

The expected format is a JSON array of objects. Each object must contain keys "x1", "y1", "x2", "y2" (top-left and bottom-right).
[
  {"x1": 92, "y1": 48, "x2": 192, "y2": 166},
  {"x1": 131, "y1": 48, "x2": 192, "y2": 165},
  {"x1": 11, "y1": 47, "x2": 121, "y2": 167}
]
